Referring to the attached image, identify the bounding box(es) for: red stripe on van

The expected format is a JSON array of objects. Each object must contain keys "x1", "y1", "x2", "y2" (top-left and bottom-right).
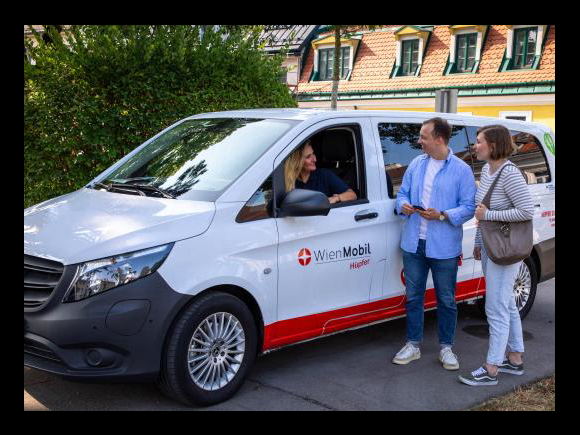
[{"x1": 262, "y1": 277, "x2": 485, "y2": 352}]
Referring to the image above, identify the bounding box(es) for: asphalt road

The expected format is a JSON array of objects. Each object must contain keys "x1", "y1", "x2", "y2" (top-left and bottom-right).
[{"x1": 24, "y1": 278, "x2": 555, "y2": 411}]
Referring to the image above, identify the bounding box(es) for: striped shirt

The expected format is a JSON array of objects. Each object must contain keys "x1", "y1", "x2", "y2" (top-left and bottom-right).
[{"x1": 474, "y1": 161, "x2": 534, "y2": 247}]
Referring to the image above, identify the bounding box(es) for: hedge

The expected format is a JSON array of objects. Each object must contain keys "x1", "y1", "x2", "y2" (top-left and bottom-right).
[{"x1": 24, "y1": 25, "x2": 297, "y2": 208}]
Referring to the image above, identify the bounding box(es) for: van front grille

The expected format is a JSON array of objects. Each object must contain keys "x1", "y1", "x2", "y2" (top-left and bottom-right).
[{"x1": 24, "y1": 255, "x2": 64, "y2": 309}]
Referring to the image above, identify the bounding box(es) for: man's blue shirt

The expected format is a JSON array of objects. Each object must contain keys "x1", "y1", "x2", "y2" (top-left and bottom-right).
[
  {"x1": 396, "y1": 149, "x2": 476, "y2": 259},
  {"x1": 296, "y1": 168, "x2": 349, "y2": 196}
]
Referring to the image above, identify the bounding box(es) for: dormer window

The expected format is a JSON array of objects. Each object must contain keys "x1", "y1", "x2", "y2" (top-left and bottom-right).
[
  {"x1": 309, "y1": 33, "x2": 361, "y2": 82},
  {"x1": 499, "y1": 25, "x2": 549, "y2": 71},
  {"x1": 513, "y1": 27, "x2": 537, "y2": 69},
  {"x1": 318, "y1": 46, "x2": 351, "y2": 81},
  {"x1": 456, "y1": 33, "x2": 477, "y2": 72},
  {"x1": 445, "y1": 26, "x2": 488, "y2": 75},
  {"x1": 390, "y1": 26, "x2": 432, "y2": 78},
  {"x1": 401, "y1": 39, "x2": 419, "y2": 76}
]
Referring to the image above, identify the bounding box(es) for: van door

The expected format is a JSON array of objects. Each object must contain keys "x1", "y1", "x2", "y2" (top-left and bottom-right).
[
  {"x1": 371, "y1": 118, "x2": 479, "y2": 304},
  {"x1": 270, "y1": 118, "x2": 387, "y2": 348}
]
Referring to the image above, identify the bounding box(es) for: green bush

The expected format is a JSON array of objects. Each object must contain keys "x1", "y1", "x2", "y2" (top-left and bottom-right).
[{"x1": 24, "y1": 25, "x2": 296, "y2": 208}]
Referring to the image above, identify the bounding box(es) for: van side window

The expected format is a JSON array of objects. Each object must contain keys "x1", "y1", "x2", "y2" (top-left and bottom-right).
[
  {"x1": 280, "y1": 125, "x2": 366, "y2": 205},
  {"x1": 236, "y1": 176, "x2": 273, "y2": 223},
  {"x1": 312, "y1": 127, "x2": 365, "y2": 200},
  {"x1": 509, "y1": 130, "x2": 552, "y2": 184},
  {"x1": 378, "y1": 123, "x2": 472, "y2": 198},
  {"x1": 466, "y1": 126, "x2": 551, "y2": 184}
]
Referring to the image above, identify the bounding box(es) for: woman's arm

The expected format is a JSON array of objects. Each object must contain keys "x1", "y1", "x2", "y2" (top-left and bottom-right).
[
  {"x1": 330, "y1": 189, "x2": 357, "y2": 204},
  {"x1": 484, "y1": 167, "x2": 534, "y2": 222}
]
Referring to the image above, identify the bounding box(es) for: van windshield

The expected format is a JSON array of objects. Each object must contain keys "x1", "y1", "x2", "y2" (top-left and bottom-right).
[{"x1": 101, "y1": 118, "x2": 297, "y2": 200}]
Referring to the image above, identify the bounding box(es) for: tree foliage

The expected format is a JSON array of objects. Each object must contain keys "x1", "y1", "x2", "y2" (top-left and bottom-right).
[{"x1": 24, "y1": 25, "x2": 296, "y2": 208}]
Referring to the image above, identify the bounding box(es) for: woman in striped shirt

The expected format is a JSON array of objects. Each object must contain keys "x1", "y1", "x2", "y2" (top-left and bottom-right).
[{"x1": 459, "y1": 125, "x2": 534, "y2": 387}]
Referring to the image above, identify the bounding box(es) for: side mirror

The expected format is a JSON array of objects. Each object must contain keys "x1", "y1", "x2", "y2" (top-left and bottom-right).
[{"x1": 278, "y1": 189, "x2": 330, "y2": 217}]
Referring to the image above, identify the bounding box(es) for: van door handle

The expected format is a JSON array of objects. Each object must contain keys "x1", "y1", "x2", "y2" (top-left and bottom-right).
[{"x1": 355, "y1": 211, "x2": 379, "y2": 222}]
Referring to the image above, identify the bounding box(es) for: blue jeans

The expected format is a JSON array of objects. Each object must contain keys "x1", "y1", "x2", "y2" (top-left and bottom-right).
[
  {"x1": 481, "y1": 245, "x2": 525, "y2": 366},
  {"x1": 402, "y1": 239, "x2": 459, "y2": 347}
]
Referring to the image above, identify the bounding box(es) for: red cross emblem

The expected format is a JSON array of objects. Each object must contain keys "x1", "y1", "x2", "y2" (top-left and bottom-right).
[{"x1": 298, "y1": 248, "x2": 312, "y2": 266}]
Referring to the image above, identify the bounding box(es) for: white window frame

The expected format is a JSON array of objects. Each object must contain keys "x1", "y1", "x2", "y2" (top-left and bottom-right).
[
  {"x1": 313, "y1": 43, "x2": 354, "y2": 82},
  {"x1": 499, "y1": 110, "x2": 533, "y2": 122},
  {"x1": 506, "y1": 25, "x2": 544, "y2": 61},
  {"x1": 450, "y1": 28, "x2": 483, "y2": 70},
  {"x1": 396, "y1": 35, "x2": 422, "y2": 69}
]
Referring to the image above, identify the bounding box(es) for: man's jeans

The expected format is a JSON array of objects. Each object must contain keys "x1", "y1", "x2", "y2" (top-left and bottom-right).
[
  {"x1": 402, "y1": 239, "x2": 459, "y2": 347},
  {"x1": 481, "y1": 245, "x2": 525, "y2": 366}
]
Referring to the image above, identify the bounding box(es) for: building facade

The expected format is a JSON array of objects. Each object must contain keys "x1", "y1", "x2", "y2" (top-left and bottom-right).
[
  {"x1": 261, "y1": 25, "x2": 320, "y2": 94},
  {"x1": 295, "y1": 25, "x2": 555, "y2": 131}
]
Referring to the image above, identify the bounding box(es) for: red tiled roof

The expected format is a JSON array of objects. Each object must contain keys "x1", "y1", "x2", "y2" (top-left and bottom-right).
[{"x1": 297, "y1": 25, "x2": 555, "y2": 94}]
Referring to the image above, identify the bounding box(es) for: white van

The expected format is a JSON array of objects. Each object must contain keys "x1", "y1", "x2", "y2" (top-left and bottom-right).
[{"x1": 24, "y1": 109, "x2": 555, "y2": 406}]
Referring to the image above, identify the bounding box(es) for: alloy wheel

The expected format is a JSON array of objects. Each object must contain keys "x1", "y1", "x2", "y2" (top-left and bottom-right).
[{"x1": 187, "y1": 312, "x2": 246, "y2": 391}]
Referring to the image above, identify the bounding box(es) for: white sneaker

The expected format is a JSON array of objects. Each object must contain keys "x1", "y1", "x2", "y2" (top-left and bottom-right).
[
  {"x1": 392, "y1": 343, "x2": 421, "y2": 365},
  {"x1": 439, "y1": 347, "x2": 459, "y2": 370}
]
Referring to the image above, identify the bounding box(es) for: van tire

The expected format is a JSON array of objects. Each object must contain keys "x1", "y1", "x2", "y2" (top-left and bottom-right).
[
  {"x1": 158, "y1": 291, "x2": 257, "y2": 407},
  {"x1": 476, "y1": 256, "x2": 538, "y2": 321}
]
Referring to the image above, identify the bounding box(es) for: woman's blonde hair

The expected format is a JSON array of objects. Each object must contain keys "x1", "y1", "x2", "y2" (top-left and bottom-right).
[{"x1": 284, "y1": 141, "x2": 309, "y2": 193}]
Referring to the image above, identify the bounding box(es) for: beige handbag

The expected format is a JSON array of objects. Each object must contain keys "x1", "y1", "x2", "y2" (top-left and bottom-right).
[{"x1": 479, "y1": 164, "x2": 533, "y2": 266}]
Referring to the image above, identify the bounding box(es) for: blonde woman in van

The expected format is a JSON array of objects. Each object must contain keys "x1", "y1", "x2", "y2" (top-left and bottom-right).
[
  {"x1": 284, "y1": 140, "x2": 357, "y2": 204},
  {"x1": 459, "y1": 125, "x2": 534, "y2": 387}
]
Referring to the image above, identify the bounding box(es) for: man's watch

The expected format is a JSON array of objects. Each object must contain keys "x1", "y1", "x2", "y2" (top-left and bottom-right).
[{"x1": 439, "y1": 211, "x2": 446, "y2": 221}]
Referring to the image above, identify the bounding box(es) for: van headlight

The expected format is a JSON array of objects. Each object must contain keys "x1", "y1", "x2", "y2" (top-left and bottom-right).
[{"x1": 63, "y1": 243, "x2": 174, "y2": 303}]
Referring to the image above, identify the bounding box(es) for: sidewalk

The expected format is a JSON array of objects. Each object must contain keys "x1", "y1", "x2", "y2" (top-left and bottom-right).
[{"x1": 24, "y1": 279, "x2": 555, "y2": 411}]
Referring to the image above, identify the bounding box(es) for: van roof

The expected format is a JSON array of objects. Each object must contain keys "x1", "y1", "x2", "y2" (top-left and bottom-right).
[{"x1": 190, "y1": 108, "x2": 552, "y2": 133}]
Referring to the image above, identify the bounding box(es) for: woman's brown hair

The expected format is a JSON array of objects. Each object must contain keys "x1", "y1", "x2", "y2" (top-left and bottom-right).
[{"x1": 476, "y1": 124, "x2": 517, "y2": 160}]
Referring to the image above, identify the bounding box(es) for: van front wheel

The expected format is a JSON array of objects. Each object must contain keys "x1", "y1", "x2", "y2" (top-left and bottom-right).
[{"x1": 159, "y1": 292, "x2": 257, "y2": 407}]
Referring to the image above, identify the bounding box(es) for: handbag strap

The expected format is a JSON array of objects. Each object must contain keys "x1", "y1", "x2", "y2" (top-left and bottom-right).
[{"x1": 481, "y1": 163, "x2": 516, "y2": 209}]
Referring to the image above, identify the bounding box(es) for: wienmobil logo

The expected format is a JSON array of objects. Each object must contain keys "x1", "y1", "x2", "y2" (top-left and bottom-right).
[{"x1": 298, "y1": 243, "x2": 371, "y2": 267}]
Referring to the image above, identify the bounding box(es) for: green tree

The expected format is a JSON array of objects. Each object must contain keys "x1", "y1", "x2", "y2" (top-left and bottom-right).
[{"x1": 24, "y1": 25, "x2": 296, "y2": 208}]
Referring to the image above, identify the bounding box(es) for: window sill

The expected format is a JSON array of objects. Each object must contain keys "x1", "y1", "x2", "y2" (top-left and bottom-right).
[
  {"x1": 447, "y1": 71, "x2": 478, "y2": 75},
  {"x1": 330, "y1": 198, "x2": 369, "y2": 209}
]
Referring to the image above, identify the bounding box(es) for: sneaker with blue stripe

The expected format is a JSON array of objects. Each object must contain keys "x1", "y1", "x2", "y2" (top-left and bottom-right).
[{"x1": 458, "y1": 366, "x2": 498, "y2": 386}]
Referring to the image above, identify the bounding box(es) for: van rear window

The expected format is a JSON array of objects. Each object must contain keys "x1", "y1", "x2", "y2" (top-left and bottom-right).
[{"x1": 466, "y1": 126, "x2": 552, "y2": 184}]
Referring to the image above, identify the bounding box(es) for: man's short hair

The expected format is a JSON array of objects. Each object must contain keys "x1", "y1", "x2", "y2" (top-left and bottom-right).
[
  {"x1": 423, "y1": 117, "x2": 451, "y2": 144},
  {"x1": 476, "y1": 124, "x2": 516, "y2": 160}
]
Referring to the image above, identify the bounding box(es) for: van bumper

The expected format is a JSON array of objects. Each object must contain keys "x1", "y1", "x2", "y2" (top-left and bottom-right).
[
  {"x1": 24, "y1": 270, "x2": 191, "y2": 381},
  {"x1": 535, "y1": 237, "x2": 555, "y2": 283}
]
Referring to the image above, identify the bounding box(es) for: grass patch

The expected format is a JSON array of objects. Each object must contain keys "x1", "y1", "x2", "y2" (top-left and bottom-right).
[{"x1": 469, "y1": 374, "x2": 555, "y2": 411}]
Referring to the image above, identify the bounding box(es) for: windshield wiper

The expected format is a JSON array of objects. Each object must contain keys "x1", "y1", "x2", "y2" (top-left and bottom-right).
[
  {"x1": 110, "y1": 183, "x2": 175, "y2": 199},
  {"x1": 91, "y1": 181, "x2": 175, "y2": 199},
  {"x1": 93, "y1": 182, "x2": 112, "y2": 191}
]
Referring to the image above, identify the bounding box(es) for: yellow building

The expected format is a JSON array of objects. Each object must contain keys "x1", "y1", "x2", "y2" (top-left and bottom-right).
[{"x1": 296, "y1": 25, "x2": 555, "y2": 131}]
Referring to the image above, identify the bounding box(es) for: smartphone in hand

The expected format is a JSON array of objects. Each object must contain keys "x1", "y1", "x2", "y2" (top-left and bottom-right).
[{"x1": 413, "y1": 205, "x2": 426, "y2": 211}]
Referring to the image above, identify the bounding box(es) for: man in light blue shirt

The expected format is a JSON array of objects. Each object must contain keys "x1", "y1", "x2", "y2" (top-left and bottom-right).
[{"x1": 392, "y1": 117, "x2": 476, "y2": 371}]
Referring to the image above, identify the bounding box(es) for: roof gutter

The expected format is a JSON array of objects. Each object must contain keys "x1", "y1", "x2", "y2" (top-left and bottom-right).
[{"x1": 297, "y1": 80, "x2": 555, "y2": 101}]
